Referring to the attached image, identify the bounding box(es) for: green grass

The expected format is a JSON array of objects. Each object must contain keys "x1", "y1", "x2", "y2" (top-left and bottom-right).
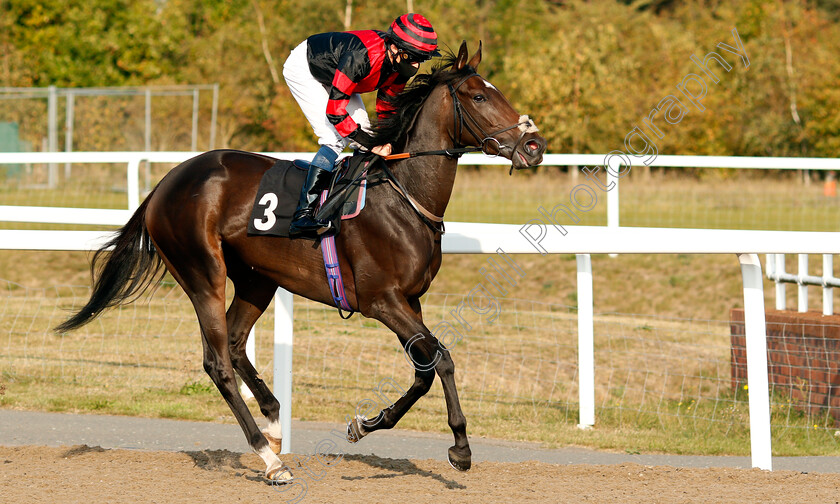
[
  {"x1": 4, "y1": 166, "x2": 839, "y2": 231},
  {"x1": 1, "y1": 285, "x2": 837, "y2": 457},
  {"x1": 0, "y1": 188, "x2": 129, "y2": 209},
  {"x1": 446, "y1": 167, "x2": 840, "y2": 231},
  {"x1": 2, "y1": 169, "x2": 840, "y2": 457}
]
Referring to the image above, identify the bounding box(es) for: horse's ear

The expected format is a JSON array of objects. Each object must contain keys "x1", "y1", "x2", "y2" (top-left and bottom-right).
[
  {"x1": 454, "y1": 41, "x2": 469, "y2": 71},
  {"x1": 467, "y1": 41, "x2": 482, "y2": 70}
]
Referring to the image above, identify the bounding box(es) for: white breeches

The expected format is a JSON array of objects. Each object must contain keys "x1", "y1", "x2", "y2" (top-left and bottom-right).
[{"x1": 282, "y1": 41, "x2": 371, "y2": 155}]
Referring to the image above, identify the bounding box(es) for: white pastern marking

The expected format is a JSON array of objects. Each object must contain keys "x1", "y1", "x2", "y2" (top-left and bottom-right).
[
  {"x1": 258, "y1": 445, "x2": 281, "y2": 466},
  {"x1": 356, "y1": 415, "x2": 368, "y2": 435},
  {"x1": 266, "y1": 418, "x2": 283, "y2": 439}
]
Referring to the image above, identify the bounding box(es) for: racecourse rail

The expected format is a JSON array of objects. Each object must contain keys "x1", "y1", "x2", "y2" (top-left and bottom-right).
[{"x1": 3, "y1": 151, "x2": 840, "y2": 472}]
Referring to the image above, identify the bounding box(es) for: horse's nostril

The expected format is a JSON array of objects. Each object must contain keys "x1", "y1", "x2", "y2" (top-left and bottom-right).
[{"x1": 525, "y1": 140, "x2": 540, "y2": 152}]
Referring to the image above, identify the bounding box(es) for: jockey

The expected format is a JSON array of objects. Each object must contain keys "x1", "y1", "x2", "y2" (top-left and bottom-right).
[{"x1": 282, "y1": 13, "x2": 440, "y2": 239}]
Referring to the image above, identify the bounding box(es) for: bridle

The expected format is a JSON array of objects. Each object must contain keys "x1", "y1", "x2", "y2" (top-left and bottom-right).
[
  {"x1": 383, "y1": 71, "x2": 539, "y2": 163},
  {"x1": 447, "y1": 72, "x2": 539, "y2": 162},
  {"x1": 377, "y1": 70, "x2": 540, "y2": 232}
]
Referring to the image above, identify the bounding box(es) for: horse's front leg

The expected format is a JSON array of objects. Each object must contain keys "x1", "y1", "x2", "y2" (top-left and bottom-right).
[
  {"x1": 430, "y1": 345, "x2": 471, "y2": 471},
  {"x1": 356, "y1": 292, "x2": 471, "y2": 471}
]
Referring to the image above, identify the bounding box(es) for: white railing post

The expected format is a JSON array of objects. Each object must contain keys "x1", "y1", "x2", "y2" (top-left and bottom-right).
[
  {"x1": 775, "y1": 254, "x2": 786, "y2": 311},
  {"x1": 607, "y1": 169, "x2": 619, "y2": 229},
  {"x1": 737, "y1": 253, "x2": 773, "y2": 471},
  {"x1": 576, "y1": 254, "x2": 595, "y2": 429},
  {"x1": 607, "y1": 166, "x2": 619, "y2": 259},
  {"x1": 127, "y1": 157, "x2": 142, "y2": 211},
  {"x1": 798, "y1": 254, "x2": 808, "y2": 313},
  {"x1": 273, "y1": 288, "x2": 294, "y2": 455},
  {"x1": 823, "y1": 254, "x2": 834, "y2": 316}
]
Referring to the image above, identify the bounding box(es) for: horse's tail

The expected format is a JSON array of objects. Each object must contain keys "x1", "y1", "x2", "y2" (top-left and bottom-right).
[{"x1": 55, "y1": 188, "x2": 165, "y2": 333}]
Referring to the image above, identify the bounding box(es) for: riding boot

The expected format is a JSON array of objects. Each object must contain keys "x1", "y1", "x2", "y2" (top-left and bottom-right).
[{"x1": 288, "y1": 164, "x2": 335, "y2": 239}]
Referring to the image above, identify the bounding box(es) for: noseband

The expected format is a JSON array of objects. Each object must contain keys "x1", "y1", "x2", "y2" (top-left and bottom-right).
[
  {"x1": 447, "y1": 72, "x2": 539, "y2": 160},
  {"x1": 383, "y1": 70, "x2": 539, "y2": 162},
  {"x1": 377, "y1": 70, "x2": 541, "y2": 233}
]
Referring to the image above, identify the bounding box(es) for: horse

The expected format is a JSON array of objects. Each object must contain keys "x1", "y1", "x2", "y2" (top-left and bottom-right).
[{"x1": 55, "y1": 41, "x2": 547, "y2": 481}]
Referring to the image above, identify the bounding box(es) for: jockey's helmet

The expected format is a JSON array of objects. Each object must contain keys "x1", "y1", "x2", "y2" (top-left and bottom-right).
[{"x1": 387, "y1": 13, "x2": 441, "y2": 61}]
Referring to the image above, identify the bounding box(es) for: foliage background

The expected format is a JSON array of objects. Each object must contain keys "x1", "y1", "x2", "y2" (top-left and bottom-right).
[
  {"x1": 2, "y1": 0, "x2": 839, "y2": 156},
  {"x1": 2, "y1": 0, "x2": 840, "y2": 456}
]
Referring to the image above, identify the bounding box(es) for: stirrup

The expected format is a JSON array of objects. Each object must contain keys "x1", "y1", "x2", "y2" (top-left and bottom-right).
[
  {"x1": 317, "y1": 221, "x2": 334, "y2": 235},
  {"x1": 289, "y1": 214, "x2": 332, "y2": 239}
]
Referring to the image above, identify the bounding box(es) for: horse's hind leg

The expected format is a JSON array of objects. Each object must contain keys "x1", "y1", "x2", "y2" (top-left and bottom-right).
[
  {"x1": 151, "y1": 243, "x2": 292, "y2": 482},
  {"x1": 349, "y1": 300, "x2": 435, "y2": 440},
  {"x1": 359, "y1": 292, "x2": 471, "y2": 471},
  {"x1": 225, "y1": 266, "x2": 284, "y2": 454},
  {"x1": 195, "y1": 288, "x2": 292, "y2": 481}
]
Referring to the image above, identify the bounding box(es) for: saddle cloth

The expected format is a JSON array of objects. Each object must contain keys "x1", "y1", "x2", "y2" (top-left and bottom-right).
[{"x1": 246, "y1": 156, "x2": 370, "y2": 237}]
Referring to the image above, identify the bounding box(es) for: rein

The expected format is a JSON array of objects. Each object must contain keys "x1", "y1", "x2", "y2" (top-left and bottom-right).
[
  {"x1": 377, "y1": 70, "x2": 538, "y2": 231},
  {"x1": 382, "y1": 146, "x2": 481, "y2": 161},
  {"x1": 383, "y1": 72, "x2": 537, "y2": 164},
  {"x1": 447, "y1": 72, "x2": 539, "y2": 174},
  {"x1": 376, "y1": 164, "x2": 445, "y2": 234}
]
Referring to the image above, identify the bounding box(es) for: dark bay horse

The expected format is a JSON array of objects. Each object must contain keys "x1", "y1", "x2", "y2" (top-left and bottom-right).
[{"x1": 56, "y1": 41, "x2": 546, "y2": 481}]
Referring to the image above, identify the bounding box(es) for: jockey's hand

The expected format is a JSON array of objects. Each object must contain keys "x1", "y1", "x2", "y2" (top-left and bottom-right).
[{"x1": 371, "y1": 144, "x2": 392, "y2": 157}]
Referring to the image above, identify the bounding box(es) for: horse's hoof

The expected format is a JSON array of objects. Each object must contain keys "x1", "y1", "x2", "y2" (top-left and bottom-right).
[
  {"x1": 346, "y1": 415, "x2": 367, "y2": 443},
  {"x1": 266, "y1": 460, "x2": 294, "y2": 483},
  {"x1": 262, "y1": 429, "x2": 282, "y2": 455},
  {"x1": 447, "y1": 445, "x2": 472, "y2": 472}
]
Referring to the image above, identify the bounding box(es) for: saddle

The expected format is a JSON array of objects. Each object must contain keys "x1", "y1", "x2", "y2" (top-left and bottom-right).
[{"x1": 247, "y1": 154, "x2": 376, "y2": 238}]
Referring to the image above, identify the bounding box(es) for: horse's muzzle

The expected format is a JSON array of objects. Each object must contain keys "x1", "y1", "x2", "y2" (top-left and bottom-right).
[{"x1": 511, "y1": 133, "x2": 547, "y2": 170}]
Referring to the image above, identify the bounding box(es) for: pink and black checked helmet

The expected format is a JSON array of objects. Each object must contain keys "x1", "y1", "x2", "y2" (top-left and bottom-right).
[{"x1": 387, "y1": 13, "x2": 441, "y2": 61}]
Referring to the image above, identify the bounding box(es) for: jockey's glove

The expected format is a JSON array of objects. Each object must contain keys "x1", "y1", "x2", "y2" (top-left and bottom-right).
[{"x1": 348, "y1": 127, "x2": 377, "y2": 150}]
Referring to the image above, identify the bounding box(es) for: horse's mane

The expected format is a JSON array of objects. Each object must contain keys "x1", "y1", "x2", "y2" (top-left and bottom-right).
[{"x1": 369, "y1": 52, "x2": 473, "y2": 148}]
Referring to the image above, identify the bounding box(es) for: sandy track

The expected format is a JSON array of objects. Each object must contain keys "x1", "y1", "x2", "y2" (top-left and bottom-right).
[{"x1": 2, "y1": 444, "x2": 839, "y2": 504}]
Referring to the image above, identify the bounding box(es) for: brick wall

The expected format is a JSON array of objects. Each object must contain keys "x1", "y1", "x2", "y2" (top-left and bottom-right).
[{"x1": 730, "y1": 309, "x2": 840, "y2": 425}]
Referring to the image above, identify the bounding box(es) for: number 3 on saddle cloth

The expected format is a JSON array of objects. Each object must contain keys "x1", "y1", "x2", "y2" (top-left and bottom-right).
[{"x1": 247, "y1": 153, "x2": 377, "y2": 316}]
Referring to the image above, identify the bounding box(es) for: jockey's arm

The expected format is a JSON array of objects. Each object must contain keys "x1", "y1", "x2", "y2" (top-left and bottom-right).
[
  {"x1": 348, "y1": 127, "x2": 391, "y2": 157},
  {"x1": 368, "y1": 83, "x2": 406, "y2": 157},
  {"x1": 327, "y1": 54, "x2": 393, "y2": 156}
]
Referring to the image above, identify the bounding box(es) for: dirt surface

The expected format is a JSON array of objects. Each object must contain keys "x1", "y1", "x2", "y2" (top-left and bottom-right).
[{"x1": 2, "y1": 445, "x2": 840, "y2": 504}]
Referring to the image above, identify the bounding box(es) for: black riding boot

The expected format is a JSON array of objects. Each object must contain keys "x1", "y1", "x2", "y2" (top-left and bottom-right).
[{"x1": 288, "y1": 165, "x2": 334, "y2": 239}]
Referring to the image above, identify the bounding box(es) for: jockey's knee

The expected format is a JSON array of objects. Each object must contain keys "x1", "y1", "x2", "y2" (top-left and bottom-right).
[{"x1": 312, "y1": 145, "x2": 340, "y2": 171}]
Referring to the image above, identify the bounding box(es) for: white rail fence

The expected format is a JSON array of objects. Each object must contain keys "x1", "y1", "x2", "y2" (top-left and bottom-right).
[
  {"x1": 766, "y1": 253, "x2": 840, "y2": 315},
  {"x1": 3, "y1": 152, "x2": 840, "y2": 471},
  {"x1": 4, "y1": 225, "x2": 840, "y2": 470},
  {"x1": 2, "y1": 151, "x2": 840, "y2": 226}
]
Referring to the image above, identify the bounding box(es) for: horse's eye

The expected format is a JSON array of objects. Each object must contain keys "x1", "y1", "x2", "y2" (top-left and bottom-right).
[{"x1": 473, "y1": 94, "x2": 486, "y2": 103}]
